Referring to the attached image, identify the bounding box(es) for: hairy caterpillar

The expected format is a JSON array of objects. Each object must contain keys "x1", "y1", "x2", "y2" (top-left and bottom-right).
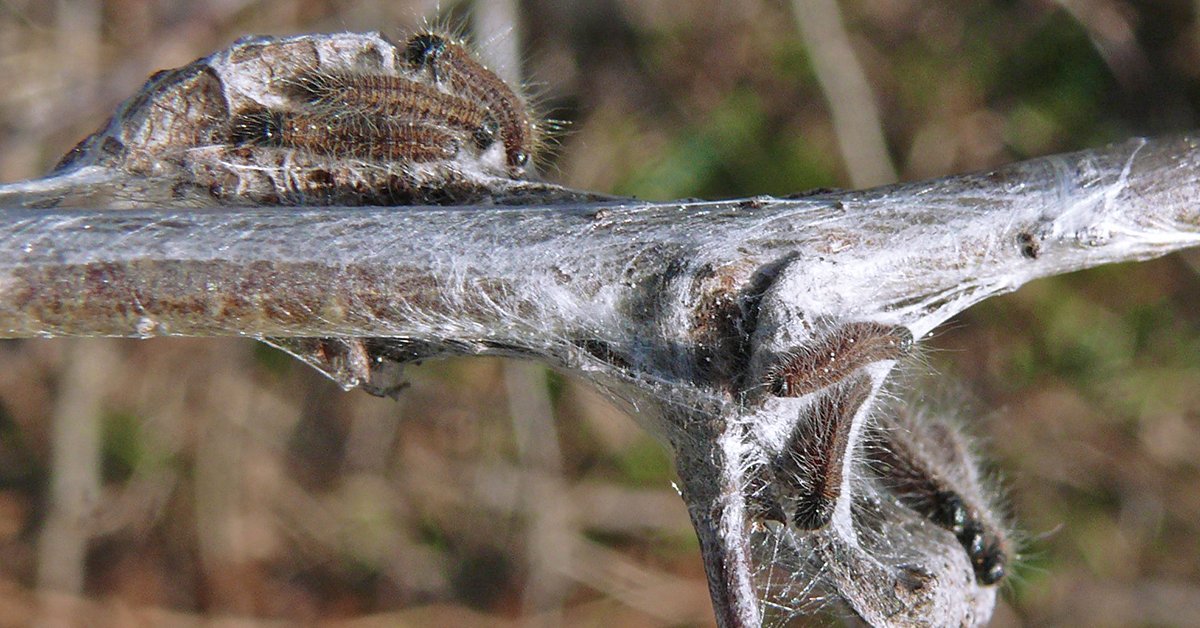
[
  {"x1": 771, "y1": 375, "x2": 873, "y2": 529},
  {"x1": 282, "y1": 70, "x2": 500, "y2": 152},
  {"x1": 404, "y1": 32, "x2": 536, "y2": 174},
  {"x1": 767, "y1": 322, "x2": 913, "y2": 398},
  {"x1": 866, "y1": 407, "x2": 1013, "y2": 585},
  {"x1": 228, "y1": 107, "x2": 460, "y2": 162}
]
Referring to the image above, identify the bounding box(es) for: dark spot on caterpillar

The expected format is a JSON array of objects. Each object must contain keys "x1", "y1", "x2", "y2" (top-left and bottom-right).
[
  {"x1": 1017, "y1": 231, "x2": 1040, "y2": 259},
  {"x1": 767, "y1": 322, "x2": 913, "y2": 398},
  {"x1": 930, "y1": 489, "x2": 968, "y2": 535},
  {"x1": 958, "y1": 518, "x2": 1008, "y2": 585},
  {"x1": 404, "y1": 33, "x2": 448, "y2": 77},
  {"x1": 773, "y1": 375, "x2": 872, "y2": 530},
  {"x1": 404, "y1": 32, "x2": 534, "y2": 174},
  {"x1": 473, "y1": 116, "x2": 500, "y2": 150},
  {"x1": 229, "y1": 107, "x2": 288, "y2": 146}
]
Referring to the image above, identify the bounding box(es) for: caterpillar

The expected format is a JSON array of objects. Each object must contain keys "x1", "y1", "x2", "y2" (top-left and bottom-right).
[
  {"x1": 404, "y1": 32, "x2": 536, "y2": 174},
  {"x1": 772, "y1": 375, "x2": 873, "y2": 530},
  {"x1": 866, "y1": 407, "x2": 1012, "y2": 585},
  {"x1": 282, "y1": 70, "x2": 500, "y2": 152},
  {"x1": 767, "y1": 322, "x2": 913, "y2": 398},
  {"x1": 228, "y1": 107, "x2": 460, "y2": 162}
]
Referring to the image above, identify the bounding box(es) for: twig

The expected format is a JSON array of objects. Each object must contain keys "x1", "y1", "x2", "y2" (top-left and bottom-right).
[
  {"x1": 36, "y1": 339, "x2": 106, "y2": 625},
  {"x1": 791, "y1": 0, "x2": 897, "y2": 187}
]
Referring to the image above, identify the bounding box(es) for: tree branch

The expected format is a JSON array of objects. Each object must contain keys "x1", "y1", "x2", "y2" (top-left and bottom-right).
[
  {"x1": 0, "y1": 133, "x2": 1198, "y2": 625},
  {"x1": 2, "y1": 136, "x2": 1196, "y2": 341}
]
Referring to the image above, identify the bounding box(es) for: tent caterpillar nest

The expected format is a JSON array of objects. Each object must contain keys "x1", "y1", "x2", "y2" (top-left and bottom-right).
[
  {"x1": 29, "y1": 27, "x2": 1047, "y2": 626},
  {"x1": 51, "y1": 30, "x2": 552, "y2": 208}
]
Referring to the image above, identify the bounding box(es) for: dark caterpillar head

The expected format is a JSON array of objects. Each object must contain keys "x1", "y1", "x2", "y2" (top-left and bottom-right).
[
  {"x1": 473, "y1": 116, "x2": 499, "y2": 150},
  {"x1": 405, "y1": 33, "x2": 449, "y2": 78},
  {"x1": 228, "y1": 107, "x2": 287, "y2": 147}
]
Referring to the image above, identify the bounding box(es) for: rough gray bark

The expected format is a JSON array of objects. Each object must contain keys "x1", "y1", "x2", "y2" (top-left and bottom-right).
[{"x1": 1, "y1": 30, "x2": 1199, "y2": 628}]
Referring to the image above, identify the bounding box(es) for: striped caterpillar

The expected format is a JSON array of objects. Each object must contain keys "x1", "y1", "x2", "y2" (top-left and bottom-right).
[
  {"x1": 749, "y1": 320, "x2": 1011, "y2": 586},
  {"x1": 282, "y1": 70, "x2": 500, "y2": 153},
  {"x1": 229, "y1": 107, "x2": 461, "y2": 162},
  {"x1": 766, "y1": 322, "x2": 913, "y2": 398},
  {"x1": 225, "y1": 30, "x2": 540, "y2": 179},
  {"x1": 865, "y1": 406, "x2": 1013, "y2": 585},
  {"x1": 404, "y1": 32, "x2": 537, "y2": 174}
]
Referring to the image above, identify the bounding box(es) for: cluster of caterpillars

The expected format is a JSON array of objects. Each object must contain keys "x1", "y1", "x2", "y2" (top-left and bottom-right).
[
  {"x1": 752, "y1": 321, "x2": 1011, "y2": 586},
  {"x1": 228, "y1": 31, "x2": 536, "y2": 176}
]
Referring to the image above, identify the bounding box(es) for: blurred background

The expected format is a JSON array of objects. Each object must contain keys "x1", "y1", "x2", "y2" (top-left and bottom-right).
[{"x1": 3, "y1": 0, "x2": 1200, "y2": 626}]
